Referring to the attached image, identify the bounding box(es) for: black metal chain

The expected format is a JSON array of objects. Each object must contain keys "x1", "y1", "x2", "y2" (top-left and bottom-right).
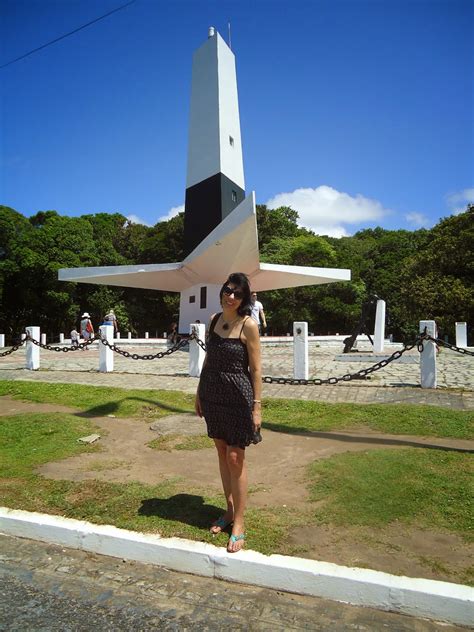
[
  {"x1": 0, "y1": 339, "x2": 26, "y2": 357},
  {"x1": 5, "y1": 331, "x2": 471, "y2": 386},
  {"x1": 425, "y1": 335, "x2": 474, "y2": 357},
  {"x1": 99, "y1": 335, "x2": 193, "y2": 359},
  {"x1": 25, "y1": 334, "x2": 98, "y2": 353},
  {"x1": 262, "y1": 334, "x2": 427, "y2": 386}
]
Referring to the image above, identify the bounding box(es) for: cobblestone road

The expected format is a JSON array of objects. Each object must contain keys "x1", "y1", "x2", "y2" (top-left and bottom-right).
[{"x1": 0, "y1": 535, "x2": 466, "y2": 631}]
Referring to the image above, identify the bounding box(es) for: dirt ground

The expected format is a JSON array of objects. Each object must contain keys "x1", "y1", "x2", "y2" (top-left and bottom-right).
[{"x1": 2, "y1": 396, "x2": 473, "y2": 585}]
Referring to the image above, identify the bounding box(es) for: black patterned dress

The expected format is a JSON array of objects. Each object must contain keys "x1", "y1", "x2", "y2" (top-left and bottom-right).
[{"x1": 198, "y1": 314, "x2": 255, "y2": 449}]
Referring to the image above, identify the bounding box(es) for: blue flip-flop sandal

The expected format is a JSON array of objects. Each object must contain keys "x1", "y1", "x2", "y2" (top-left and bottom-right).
[
  {"x1": 210, "y1": 516, "x2": 233, "y2": 534},
  {"x1": 227, "y1": 533, "x2": 245, "y2": 552}
]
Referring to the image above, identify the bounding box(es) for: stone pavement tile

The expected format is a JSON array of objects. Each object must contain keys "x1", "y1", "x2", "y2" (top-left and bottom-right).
[
  {"x1": 0, "y1": 535, "x2": 465, "y2": 631},
  {"x1": 0, "y1": 340, "x2": 473, "y2": 409}
]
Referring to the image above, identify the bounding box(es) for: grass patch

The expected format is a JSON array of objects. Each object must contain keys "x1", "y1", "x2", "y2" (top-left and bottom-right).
[
  {"x1": 0, "y1": 413, "x2": 99, "y2": 477},
  {"x1": 263, "y1": 398, "x2": 474, "y2": 439},
  {"x1": 308, "y1": 448, "x2": 473, "y2": 539},
  {"x1": 0, "y1": 380, "x2": 194, "y2": 419},
  {"x1": 1, "y1": 380, "x2": 472, "y2": 438},
  {"x1": 148, "y1": 434, "x2": 214, "y2": 451}
]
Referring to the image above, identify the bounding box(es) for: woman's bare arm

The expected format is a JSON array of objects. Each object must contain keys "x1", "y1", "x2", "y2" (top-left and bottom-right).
[{"x1": 244, "y1": 317, "x2": 262, "y2": 430}]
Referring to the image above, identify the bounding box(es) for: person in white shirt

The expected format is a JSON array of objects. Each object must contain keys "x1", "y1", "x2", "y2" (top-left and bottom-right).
[{"x1": 250, "y1": 292, "x2": 267, "y2": 334}]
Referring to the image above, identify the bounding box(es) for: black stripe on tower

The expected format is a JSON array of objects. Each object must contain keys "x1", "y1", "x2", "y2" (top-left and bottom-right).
[{"x1": 183, "y1": 172, "x2": 245, "y2": 256}]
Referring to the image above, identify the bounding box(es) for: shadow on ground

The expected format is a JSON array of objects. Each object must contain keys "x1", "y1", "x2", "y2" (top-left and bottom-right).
[
  {"x1": 263, "y1": 423, "x2": 474, "y2": 453},
  {"x1": 139, "y1": 494, "x2": 224, "y2": 530},
  {"x1": 75, "y1": 397, "x2": 192, "y2": 418}
]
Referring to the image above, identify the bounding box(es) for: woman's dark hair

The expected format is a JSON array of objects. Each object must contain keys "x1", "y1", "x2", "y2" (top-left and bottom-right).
[{"x1": 219, "y1": 272, "x2": 252, "y2": 317}]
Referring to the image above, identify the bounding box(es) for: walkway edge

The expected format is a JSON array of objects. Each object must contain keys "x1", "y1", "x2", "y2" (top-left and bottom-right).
[{"x1": 1, "y1": 507, "x2": 472, "y2": 626}]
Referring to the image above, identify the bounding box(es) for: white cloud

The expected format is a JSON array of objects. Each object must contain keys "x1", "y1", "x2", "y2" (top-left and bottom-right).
[
  {"x1": 265, "y1": 186, "x2": 389, "y2": 237},
  {"x1": 446, "y1": 188, "x2": 474, "y2": 215},
  {"x1": 405, "y1": 212, "x2": 430, "y2": 228},
  {"x1": 126, "y1": 214, "x2": 152, "y2": 227},
  {"x1": 157, "y1": 204, "x2": 184, "y2": 223}
]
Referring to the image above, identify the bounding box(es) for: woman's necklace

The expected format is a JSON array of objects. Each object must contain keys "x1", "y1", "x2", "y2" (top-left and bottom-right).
[{"x1": 222, "y1": 315, "x2": 240, "y2": 331}]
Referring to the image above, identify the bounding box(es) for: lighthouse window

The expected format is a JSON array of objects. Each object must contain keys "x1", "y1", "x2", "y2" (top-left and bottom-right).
[
  {"x1": 229, "y1": 135, "x2": 234, "y2": 146},
  {"x1": 189, "y1": 295, "x2": 195, "y2": 304},
  {"x1": 231, "y1": 189, "x2": 237, "y2": 202},
  {"x1": 200, "y1": 286, "x2": 207, "y2": 309}
]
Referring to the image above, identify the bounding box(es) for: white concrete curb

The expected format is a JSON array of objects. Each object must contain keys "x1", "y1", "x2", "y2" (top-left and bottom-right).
[{"x1": 1, "y1": 507, "x2": 473, "y2": 626}]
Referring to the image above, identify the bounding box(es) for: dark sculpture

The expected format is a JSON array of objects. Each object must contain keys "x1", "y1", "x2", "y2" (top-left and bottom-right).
[{"x1": 343, "y1": 295, "x2": 380, "y2": 353}]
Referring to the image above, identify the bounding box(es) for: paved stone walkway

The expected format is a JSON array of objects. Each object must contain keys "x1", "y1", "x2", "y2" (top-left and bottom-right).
[
  {"x1": 0, "y1": 341, "x2": 473, "y2": 409},
  {"x1": 0, "y1": 535, "x2": 466, "y2": 631}
]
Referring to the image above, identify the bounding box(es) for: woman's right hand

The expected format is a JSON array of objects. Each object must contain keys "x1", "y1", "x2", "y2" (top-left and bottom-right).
[{"x1": 195, "y1": 393, "x2": 202, "y2": 418}]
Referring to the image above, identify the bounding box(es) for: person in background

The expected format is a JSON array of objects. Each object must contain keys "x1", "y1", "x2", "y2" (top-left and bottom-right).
[
  {"x1": 250, "y1": 291, "x2": 267, "y2": 334},
  {"x1": 103, "y1": 309, "x2": 118, "y2": 333},
  {"x1": 80, "y1": 312, "x2": 94, "y2": 349},
  {"x1": 70, "y1": 328, "x2": 80, "y2": 348},
  {"x1": 168, "y1": 322, "x2": 179, "y2": 345}
]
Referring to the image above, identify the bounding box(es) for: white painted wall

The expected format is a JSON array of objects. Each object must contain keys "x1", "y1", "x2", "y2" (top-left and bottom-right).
[
  {"x1": 179, "y1": 283, "x2": 222, "y2": 332},
  {"x1": 186, "y1": 31, "x2": 244, "y2": 190}
]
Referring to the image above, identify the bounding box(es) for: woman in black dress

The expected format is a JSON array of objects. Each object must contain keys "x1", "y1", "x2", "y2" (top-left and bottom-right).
[{"x1": 195, "y1": 272, "x2": 262, "y2": 553}]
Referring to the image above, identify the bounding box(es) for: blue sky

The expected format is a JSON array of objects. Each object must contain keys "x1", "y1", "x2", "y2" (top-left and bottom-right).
[{"x1": 1, "y1": 0, "x2": 473, "y2": 237}]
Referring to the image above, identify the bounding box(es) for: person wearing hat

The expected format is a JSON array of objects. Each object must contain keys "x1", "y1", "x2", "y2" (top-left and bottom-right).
[
  {"x1": 102, "y1": 309, "x2": 118, "y2": 333},
  {"x1": 80, "y1": 312, "x2": 94, "y2": 347}
]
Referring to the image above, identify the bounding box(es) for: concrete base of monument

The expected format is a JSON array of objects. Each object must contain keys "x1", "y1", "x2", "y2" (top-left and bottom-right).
[{"x1": 0, "y1": 507, "x2": 472, "y2": 627}]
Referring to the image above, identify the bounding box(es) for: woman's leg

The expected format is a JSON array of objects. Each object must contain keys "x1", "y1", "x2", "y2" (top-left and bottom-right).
[
  {"x1": 226, "y1": 445, "x2": 247, "y2": 552},
  {"x1": 211, "y1": 439, "x2": 234, "y2": 532}
]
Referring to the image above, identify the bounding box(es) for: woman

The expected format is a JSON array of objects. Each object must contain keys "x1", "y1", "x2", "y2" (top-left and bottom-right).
[
  {"x1": 80, "y1": 312, "x2": 94, "y2": 348},
  {"x1": 195, "y1": 272, "x2": 262, "y2": 553}
]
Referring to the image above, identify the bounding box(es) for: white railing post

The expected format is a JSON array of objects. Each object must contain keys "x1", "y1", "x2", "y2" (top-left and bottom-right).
[
  {"x1": 116, "y1": 331, "x2": 120, "y2": 340},
  {"x1": 41, "y1": 333, "x2": 46, "y2": 345},
  {"x1": 419, "y1": 320, "x2": 437, "y2": 388},
  {"x1": 99, "y1": 324, "x2": 114, "y2": 372},
  {"x1": 59, "y1": 333, "x2": 64, "y2": 343},
  {"x1": 293, "y1": 321, "x2": 309, "y2": 380},
  {"x1": 189, "y1": 323, "x2": 206, "y2": 377},
  {"x1": 0, "y1": 334, "x2": 4, "y2": 347},
  {"x1": 145, "y1": 332, "x2": 149, "y2": 339},
  {"x1": 128, "y1": 332, "x2": 132, "y2": 339},
  {"x1": 25, "y1": 326, "x2": 40, "y2": 370},
  {"x1": 373, "y1": 299, "x2": 386, "y2": 353},
  {"x1": 455, "y1": 322, "x2": 467, "y2": 348}
]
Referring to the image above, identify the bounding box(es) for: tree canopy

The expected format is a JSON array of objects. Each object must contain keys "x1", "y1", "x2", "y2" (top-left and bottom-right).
[{"x1": 0, "y1": 203, "x2": 472, "y2": 343}]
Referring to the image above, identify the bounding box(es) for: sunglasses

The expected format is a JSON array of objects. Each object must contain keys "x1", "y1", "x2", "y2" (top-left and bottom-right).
[{"x1": 223, "y1": 285, "x2": 244, "y2": 300}]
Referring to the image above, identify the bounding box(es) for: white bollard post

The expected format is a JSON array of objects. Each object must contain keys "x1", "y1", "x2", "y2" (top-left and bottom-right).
[
  {"x1": 128, "y1": 332, "x2": 132, "y2": 339},
  {"x1": 0, "y1": 334, "x2": 5, "y2": 347},
  {"x1": 59, "y1": 333, "x2": 64, "y2": 343},
  {"x1": 25, "y1": 326, "x2": 40, "y2": 370},
  {"x1": 41, "y1": 333, "x2": 46, "y2": 345},
  {"x1": 455, "y1": 322, "x2": 467, "y2": 348},
  {"x1": 373, "y1": 299, "x2": 386, "y2": 353},
  {"x1": 189, "y1": 323, "x2": 206, "y2": 377},
  {"x1": 145, "y1": 332, "x2": 149, "y2": 339},
  {"x1": 293, "y1": 322, "x2": 309, "y2": 380},
  {"x1": 163, "y1": 332, "x2": 167, "y2": 339},
  {"x1": 21, "y1": 333, "x2": 27, "y2": 341},
  {"x1": 419, "y1": 320, "x2": 437, "y2": 388},
  {"x1": 99, "y1": 325, "x2": 114, "y2": 372},
  {"x1": 116, "y1": 332, "x2": 120, "y2": 340}
]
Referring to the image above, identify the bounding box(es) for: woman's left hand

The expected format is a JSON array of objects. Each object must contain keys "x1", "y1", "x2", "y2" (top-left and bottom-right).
[{"x1": 252, "y1": 406, "x2": 262, "y2": 432}]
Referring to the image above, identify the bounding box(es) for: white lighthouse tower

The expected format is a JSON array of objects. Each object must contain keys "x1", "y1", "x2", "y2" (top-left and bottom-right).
[
  {"x1": 184, "y1": 27, "x2": 245, "y2": 255},
  {"x1": 59, "y1": 29, "x2": 351, "y2": 331}
]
